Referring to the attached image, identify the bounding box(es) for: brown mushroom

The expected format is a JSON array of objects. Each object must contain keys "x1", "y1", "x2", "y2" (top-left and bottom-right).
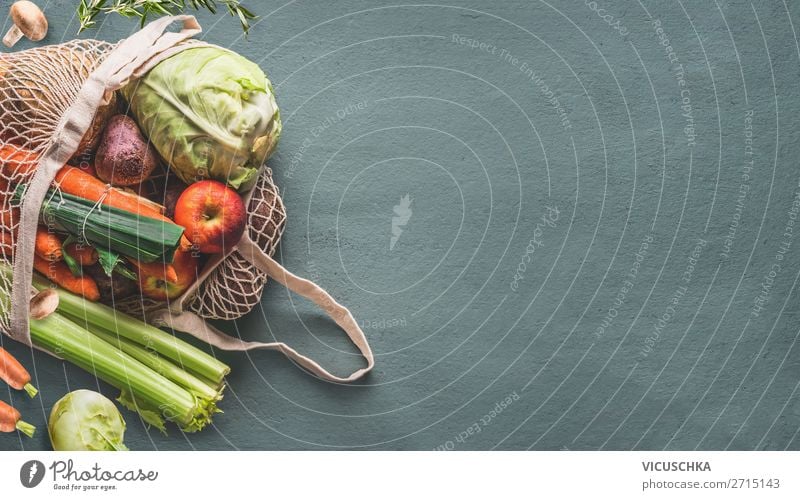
[
  {"x1": 29, "y1": 288, "x2": 58, "y2": 320},
  {"x1": 3, "y1": 1, "x2": 47, "y2": 48}
]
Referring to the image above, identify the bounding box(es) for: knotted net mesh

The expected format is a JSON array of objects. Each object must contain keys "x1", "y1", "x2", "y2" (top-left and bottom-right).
[
  {"x1": 0, "y1": 40, "x2": 285, "y2": 335},
  {"x1": 0, "y1": 40, "x2": 114, "y2": 334},
  {"x1": 188, "y1": 168, "x2": 286, "y2": 320}
]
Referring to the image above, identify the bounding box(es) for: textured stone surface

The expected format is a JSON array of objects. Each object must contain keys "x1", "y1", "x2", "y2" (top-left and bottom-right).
[{"x1": 1, "y1": 0, "x2": 799, "y2": 450}]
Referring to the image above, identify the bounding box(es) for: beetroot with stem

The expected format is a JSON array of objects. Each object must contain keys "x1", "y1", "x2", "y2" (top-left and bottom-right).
[{"x1": 95, "y1": 115, "x2": 159, "y2": 186}]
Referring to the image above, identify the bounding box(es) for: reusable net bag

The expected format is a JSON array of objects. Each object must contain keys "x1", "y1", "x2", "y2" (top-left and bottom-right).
[{"x1": 0, "y1": 17, "x2": 373, "y2": 383}]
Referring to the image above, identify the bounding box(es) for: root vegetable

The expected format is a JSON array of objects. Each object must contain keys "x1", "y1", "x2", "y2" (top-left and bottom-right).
[
  {"x1": 95, "y1": 115, "x2": 158, "y2": 186},
  {"x1": 0, "y1": 346, "x2": 37, "y2": 397},
  {"x1": 69, "y1": 94, "x2": 118, "y2": 166},
  {"x1": 34, "y1": 254, "x2": 100, "y2": 301},
  {"x1": 34, "y1": 225, "x2": 62, "y2": 262},
  {"x1": 65, "y1": 241, "x2": 98, "y2": 266},
  {"x1": 84, "y1": 264, "x2": 137, "y2": 304},
  {"x1": 56, "y1": 166, "x2": 170, "y2": 222},
  {"x1": 49, "y1": 390, "x2": 128, "y2": 451},
  {"x1": 0, "y1": 399, "x2": 35, "y2": 437}
]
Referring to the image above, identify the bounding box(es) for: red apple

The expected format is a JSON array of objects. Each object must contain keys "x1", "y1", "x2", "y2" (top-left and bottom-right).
[
  {"x1": 174, "y1": 180, "x2": 247, "y2": 254},
  {"x1": 138, "y1": 248, "x2": 201, "y2": 301}
]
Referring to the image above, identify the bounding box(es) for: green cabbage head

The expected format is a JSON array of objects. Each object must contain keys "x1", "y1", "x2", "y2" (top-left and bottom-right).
[
  {"x1": 123, "y1": 47, "x2": 281, "y2": 191},
  {"x1": 48, "y1": 390, "x2": 128, "y2": 451}
]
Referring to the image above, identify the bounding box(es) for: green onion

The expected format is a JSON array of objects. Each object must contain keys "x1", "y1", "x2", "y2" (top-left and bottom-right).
[{"x1": 19, "y1": 186, "x2": 184, "y2": 264}]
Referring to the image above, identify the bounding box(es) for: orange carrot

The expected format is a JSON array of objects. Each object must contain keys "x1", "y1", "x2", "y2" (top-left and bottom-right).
[
  {"x1": 75, "y1": 161, "x2": 97, "y2": 178},
  {"x1": 55, "y1": 166, "x2": 168, "y2": 221},
  {"x1": 33, "y1": 254, "x2": 100, "y2": 302},
  {"x1": 0, "y1": 144, "x2": 39, "y2": 180},
  {"x1": 64, "y1": 241, "x2": 98, "y2": 266},
  {"x1": 55, "y1": 166, "x2": 193, "y2": 250},
  {"x1": 0, "y1": 347, "x2": 37, "y2": 397},
  {"x1": 34, "y1": 225, "x2": 62, "y2": 262},
  {"x1": 0, "y1": 399, "x2": 35, "y2": 437}
]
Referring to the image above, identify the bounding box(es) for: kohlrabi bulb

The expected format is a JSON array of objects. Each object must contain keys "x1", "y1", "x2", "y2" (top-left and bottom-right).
[{"x1": 48, "y1": 390, "x2": 128, "y2": 451}]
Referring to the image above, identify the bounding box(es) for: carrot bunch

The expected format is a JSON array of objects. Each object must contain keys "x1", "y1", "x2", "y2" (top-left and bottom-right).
[{"x1": 2, "y1": 147, "x2": 192, "y2": 306}]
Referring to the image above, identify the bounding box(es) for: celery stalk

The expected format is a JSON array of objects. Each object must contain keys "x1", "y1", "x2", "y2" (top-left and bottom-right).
[
  {"x1": 29, "y1": 311, "x2": 216, "y2": 432},
  {"x1": 88, "y1": 325, "x2": 222, "y2": 402},
  {"x1": 0, "y1": 263, "x2": 227, "y2": 432},
  {"x1": 33, "y1": 278, "x2": 230, "y2": 386}
]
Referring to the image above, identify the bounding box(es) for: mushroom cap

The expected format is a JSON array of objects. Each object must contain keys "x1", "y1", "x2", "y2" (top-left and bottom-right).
[{"x1": 10, "y1": 1, "x2": 47, "y2": 41}]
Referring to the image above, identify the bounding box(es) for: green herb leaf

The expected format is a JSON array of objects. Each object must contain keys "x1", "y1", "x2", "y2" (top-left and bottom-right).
[
  {"x1": 77, "y1": 0, "x2": 256, "y2": 35},
  {"x1": 95, "y1": 247, "x2": 135, "y2": 282}
]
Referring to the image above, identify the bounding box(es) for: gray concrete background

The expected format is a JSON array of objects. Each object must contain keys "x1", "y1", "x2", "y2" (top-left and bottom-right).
[{"x1": 1, "y1": 0, "x2": 799, "y2": 450}]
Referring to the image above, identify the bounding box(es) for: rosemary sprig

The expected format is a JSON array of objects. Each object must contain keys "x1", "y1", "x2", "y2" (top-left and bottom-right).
[{"x1": 77, "y1": 0, "x2": 256, "y2": 34}]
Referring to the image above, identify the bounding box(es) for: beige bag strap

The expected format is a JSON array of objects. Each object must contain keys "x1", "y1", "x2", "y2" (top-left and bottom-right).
[
  {"x1": 10, "y1": 16, "x2": 202, "y2": 345},
  {"x1": 152, "y1": 235, "x2": 374, "y2": 383}
]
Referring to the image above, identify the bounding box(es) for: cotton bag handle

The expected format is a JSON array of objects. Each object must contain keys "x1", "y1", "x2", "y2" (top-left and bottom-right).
[
  {"x1": 152, "y1": 235, "x2": 375, "y2": 383},
  {"x1": 10, "y1": 16, "x2": 202, "y2": 344}
]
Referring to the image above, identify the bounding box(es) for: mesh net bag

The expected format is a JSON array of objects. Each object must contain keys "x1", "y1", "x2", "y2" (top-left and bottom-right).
[
  {"x1": 188, "y1": 168, "x2": 287, "y2": 320},
  {"x1": 0, "y1": 16, "x2": 372, "y2": 383},
  {"x1": 0, "y1": 39, "x2": 116, "y2": 334},
  {"x1": 115, "y1": 165, "x2": 287, "y2": 321}
]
